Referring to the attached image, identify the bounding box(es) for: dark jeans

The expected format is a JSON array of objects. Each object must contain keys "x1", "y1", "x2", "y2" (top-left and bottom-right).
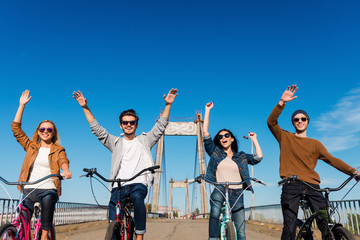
[
  {"x1": 209, "y1": 187, "x2": 245, "y2": 240},
  {"x1": 109, "y1": 183, "x2": 148, "y2": 235},
  {"x1": 281, "y1": 181, "x2": 329, "y2": 240},
  {"x1": 22, "y1": 189, "x2": 58, "y2": 231}
]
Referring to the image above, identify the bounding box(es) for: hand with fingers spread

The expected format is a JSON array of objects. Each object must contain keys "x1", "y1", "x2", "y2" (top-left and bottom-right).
[
  {"x1": 163, "y1": 88, "x2": 179, "y2": 105},
  {"x1": 280, "y1": 85, "x2": 298, "y2": 106},
  {"x1": 19, "y1": 90, "x2": 32, "y2": 106},
  {"x1": 161, "y1": 88, "x2": 179, "y2": 118},
  {"x1": 73, "y1": 90, "x2": 88, "y2": 108},
  {"x1": 72, "y1": 90, "x2": 95, "y2": 123}
]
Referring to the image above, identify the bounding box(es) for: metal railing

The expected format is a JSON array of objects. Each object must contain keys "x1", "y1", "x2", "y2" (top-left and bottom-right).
[
  {"x1": 0, "y1": 198, "x2": 108, "y2": 226},
  {"x1": 245, "y1": 199, "x2": 360, "y2": 235}
]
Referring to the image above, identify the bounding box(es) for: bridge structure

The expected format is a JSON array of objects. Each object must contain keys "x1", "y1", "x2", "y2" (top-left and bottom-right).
[{"x1": 150, "y1": 113, "x2": 208, "y2": 216}]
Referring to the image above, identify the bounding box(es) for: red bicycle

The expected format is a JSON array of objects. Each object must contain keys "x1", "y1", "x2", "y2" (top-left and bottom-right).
[{"x1": 83, "y1": 165, "x2": 160, "y2": 240}]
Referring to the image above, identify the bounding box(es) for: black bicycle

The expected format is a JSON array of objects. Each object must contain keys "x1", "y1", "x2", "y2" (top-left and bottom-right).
[
  {"x1": 278, "y1": 175, "x2": 359, "y2": 240},
  {"x1": 82, "y1": 165, "x2": 160, "y2": 240}
]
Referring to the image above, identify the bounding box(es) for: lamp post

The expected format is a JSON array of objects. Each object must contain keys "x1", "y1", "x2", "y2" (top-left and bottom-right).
[{"x1": 243, "y1": 136, "x2": 254, "y2": 220}]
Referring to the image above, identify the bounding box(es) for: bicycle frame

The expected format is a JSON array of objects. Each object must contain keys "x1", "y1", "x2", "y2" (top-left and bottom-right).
[
  {"x1": 279, "y1": 175, "x2": 358, "y2": 240},
  {"x1": 219, "y1": 185, "x2": 237, "y2": 240},
  {"x1": 195, "y1": 175, "x2": 266, "y2": 240},
  {"x1": 83, "y1": 165, "x2": 160, "y2": 240}
]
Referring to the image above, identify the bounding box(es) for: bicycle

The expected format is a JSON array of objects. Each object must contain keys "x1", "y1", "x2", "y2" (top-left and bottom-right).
[
  {"x1": 0, "y1": 173, "x2": 63, "y2": 240},
  {"x1": 82, "y1": 165, "x2": 160, "y2": 240},
  {"x1": 195, "y1": 174, "x2": 266, "y2": 240},
  {"x1": 278, "y1": 174, "x2": 359, "y2": 240}
]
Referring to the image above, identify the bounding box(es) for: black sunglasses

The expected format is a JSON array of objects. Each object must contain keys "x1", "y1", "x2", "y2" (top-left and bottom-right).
[
  {"x1": 39, "y1": 128, "x2": 53, "y2": 133},
  {"x1": 218, "y1": 133, "x2": 231, "y2": 140},
  {"x1": 293, "y1": 117, "x2": 308, "y2": 122},
  {"x1": 121, "y1": 121, "x2": 136, "y2": 126}
]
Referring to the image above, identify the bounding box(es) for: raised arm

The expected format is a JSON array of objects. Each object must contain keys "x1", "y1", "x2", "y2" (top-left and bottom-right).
[
  {"x1": 73, "y1": 90, "x2": 116, "y2": 151},
  {"x1": 248, "y1": 131, "x2": 263, "y2": 159},
  {"x1": 14, "y1": 90, "x2": 32, "y2": 123},
  {"x1": 161, "y1": 88, "x2": 178, "y2": 118},
  {"x1": 203, "y1": 102, "x2": 213, "y2": 136},
  {"x1": 267, "y1": 85, "x2": 298, "y2": 141},
  {"x1": 73, "y1": 90, "x2": 95, "y2": 123}
]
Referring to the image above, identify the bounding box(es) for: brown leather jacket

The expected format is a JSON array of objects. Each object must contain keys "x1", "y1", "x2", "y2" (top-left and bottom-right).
[{"x1": 11, "y1": 122, "x2": 69, "y2": 196}]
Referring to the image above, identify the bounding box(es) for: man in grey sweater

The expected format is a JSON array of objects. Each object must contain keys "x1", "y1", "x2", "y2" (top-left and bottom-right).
[{"x1": 73, "y1": 89, "x2": 178, "y2": 240}]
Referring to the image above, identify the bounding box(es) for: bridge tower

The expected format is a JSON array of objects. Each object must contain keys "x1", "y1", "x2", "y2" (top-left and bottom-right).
[{"x1": 151, "y1": 113, "x2": 208, "y2": 214}]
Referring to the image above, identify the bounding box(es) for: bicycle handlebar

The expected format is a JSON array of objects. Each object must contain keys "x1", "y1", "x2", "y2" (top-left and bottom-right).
[
  {"x1": 0, "y1": 174, "x2": 63, "y2": 186},
  {"x1": 195, "y1": 174, "x2": 266, "y2": 186},
  {"x1": 82, "y1": 165, "x2": 160, "y2": 183},
  {"x1": 278, "y1": 175, "x2": 357, "y2": 193}
]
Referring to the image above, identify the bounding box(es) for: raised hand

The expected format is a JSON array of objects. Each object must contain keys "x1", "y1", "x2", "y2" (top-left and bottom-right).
[
  {"x1": 280, "y1": 85, "x2": 298, "y2": 103},
  {"x1": 205, "y1": 102, "x2": 214, "y2": 111},
  {"x1": 163, "y1": 88, "x2": 179, "y2": 105},
  {"x1": 19, "y1": 90, "x2": 32, "y2": 105},
  {"x1": 248, "y1": 131, "x2": 257, "y2": 141},
  {"x1": 73, "y1": 90, "x2": 88, "y2": 108}
]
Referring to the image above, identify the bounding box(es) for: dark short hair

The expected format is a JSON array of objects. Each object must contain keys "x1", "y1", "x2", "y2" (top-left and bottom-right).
[
  {"x1": 214, "y1": 128, "x2": 238, "y2": 153},
  {"x1": 119, "y1": 109, "x2": 139, "y2": 124}
]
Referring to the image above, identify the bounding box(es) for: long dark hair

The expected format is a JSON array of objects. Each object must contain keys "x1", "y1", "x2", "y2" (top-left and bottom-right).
[{"x1": 214, "y1": 128, "x2": 238, "y2": 153}]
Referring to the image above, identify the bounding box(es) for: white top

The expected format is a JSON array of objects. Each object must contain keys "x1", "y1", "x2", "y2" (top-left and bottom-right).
[
  {"x1": 216, "y1": 157, "x2": 243, "y2": 189},
  {"x1": 25, "y1": 147, "x2": 56, "y2": 190},
  {"x1": 116, "y1": 138, "x2": 147, "y2": 186}
]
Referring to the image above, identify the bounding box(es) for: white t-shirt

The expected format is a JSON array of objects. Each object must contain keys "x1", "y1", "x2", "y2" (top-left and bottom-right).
[
  {"x1": 25, "y1": 147, "x2": 56, "y2": 190},
  {"x1": 216, "y1": 157, "x2": 243, "y2": 189},
  {"x1": 116, "y1": 138, "x2": 147, "y2": 186}
]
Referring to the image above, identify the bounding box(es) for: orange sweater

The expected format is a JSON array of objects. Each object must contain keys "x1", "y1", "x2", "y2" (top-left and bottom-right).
[
  {"x1": 267, "y1": 104, "x2": 355, "y2": 185},
  {"x1": 11, "y1": 122, "x2": 69, "y2": 196}
]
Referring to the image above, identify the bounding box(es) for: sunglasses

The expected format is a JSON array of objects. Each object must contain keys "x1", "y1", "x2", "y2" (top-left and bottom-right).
[
  {"x1": 121, "y1": 121, "x2": 136, "y2": 126},
  {"x1": 293, "y1": 117, "x2": 308, "y2": 122},
  {"x1": 218, "y1": 133, "x2": 231, "y2": 139},
  {"x1": 39, "y1": 128, "x2": 53, "y2": 133}
]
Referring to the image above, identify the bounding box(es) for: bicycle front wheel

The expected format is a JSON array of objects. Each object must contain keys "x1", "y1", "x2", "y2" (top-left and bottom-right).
[
  {"x1": 0, "y1": 223, "x2": 17, "y2": 240},
  {"x1": 332, "y1": 226, "x2": 356, "y2": 240},
  {"x1": 225, "y1": 222, "x2": 237, "y2": 240},
  {"x1": 104, "y1": 221, "x2": 123, "y2": 240}
]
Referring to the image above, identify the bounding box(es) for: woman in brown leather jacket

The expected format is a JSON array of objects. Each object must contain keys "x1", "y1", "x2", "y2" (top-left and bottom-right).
[{"x1": 11, "y1": 90, "x2": 72, "y2": 240}]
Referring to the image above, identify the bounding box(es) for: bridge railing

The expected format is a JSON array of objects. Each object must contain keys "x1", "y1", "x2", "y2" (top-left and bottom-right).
[
  {"x1": 245, "y1": 199, "x2": 360, "y2": 235},
  {"x1": 0, "y1": 198, "x2": 108, "y2": 226}
]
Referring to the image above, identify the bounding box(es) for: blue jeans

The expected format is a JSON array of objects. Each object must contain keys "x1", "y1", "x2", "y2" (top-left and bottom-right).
[
  {"x1": 23, "y1": 189, "x2": 58, "y2": 231},
  {"x1": 109, "y1": 183, "x2": 148, "y2": 235},
  {"x1": 209, "y1": 187, "x2": 245, "y2": 240}
]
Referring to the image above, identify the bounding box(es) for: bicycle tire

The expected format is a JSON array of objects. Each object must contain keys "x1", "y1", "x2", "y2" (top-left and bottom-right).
[
  {"x1": 104, "y1": 221, "x2": 123, "y2": 240},
  {"x1": 225, "y1": 222, "x2": 236, "y2": 240},
  {"x1": 0, "y1": 223, "x2": 17, "y2": 240},
  {"x1": 332, "y1": 226, "x2": 356, "y2": 240},
  {"x1": 38, "y1": 225, "x2": 56, "y2": 240}
]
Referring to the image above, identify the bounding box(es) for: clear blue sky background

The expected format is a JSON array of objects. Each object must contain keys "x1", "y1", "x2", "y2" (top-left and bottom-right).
[{"x1": 1, "y1": 1, "x2": 360, "y2": 215}]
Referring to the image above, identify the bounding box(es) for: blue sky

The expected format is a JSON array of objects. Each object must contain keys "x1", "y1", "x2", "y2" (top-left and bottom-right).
[{"x1": 1, "y1": 1, "x2": 359, "y2": 215}]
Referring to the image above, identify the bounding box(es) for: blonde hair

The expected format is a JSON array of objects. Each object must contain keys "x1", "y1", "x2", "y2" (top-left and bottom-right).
[{"x1": 32, "y1": 120, "x2": 61, "y2": 146}]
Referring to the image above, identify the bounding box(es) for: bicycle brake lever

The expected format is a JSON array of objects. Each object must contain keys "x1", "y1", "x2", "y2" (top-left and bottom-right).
[{"x1": 253, "y1": 178, "x2": 266, "y2": 186}]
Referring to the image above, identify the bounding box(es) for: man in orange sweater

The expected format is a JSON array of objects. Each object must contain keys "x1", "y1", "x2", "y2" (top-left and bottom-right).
[{"x1": 267, "y1": 85, "x2": 359, "y2": 240}]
